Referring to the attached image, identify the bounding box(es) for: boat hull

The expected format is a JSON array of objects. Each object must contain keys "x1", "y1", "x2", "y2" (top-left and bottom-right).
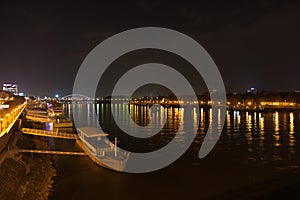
[
  {"x1": 76, "y1": 137, "x2": 129, "y2": 172},
  {"x1": 25, "y1": 114, "x2": 50, "y2": 123}
]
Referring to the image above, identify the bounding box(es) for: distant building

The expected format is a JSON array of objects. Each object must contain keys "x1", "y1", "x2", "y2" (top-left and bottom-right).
[
  {"x1": 2, "y1": 83, "x2": 18, "y2": 95},
  {"x1": 247, "y1": 87, "x2": 257, "y2": 94}
]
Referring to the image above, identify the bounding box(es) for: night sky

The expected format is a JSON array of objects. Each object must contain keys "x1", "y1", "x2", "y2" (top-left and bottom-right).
[{"x1": 0, "y1": 1, "x2": 299, "y2": 97}]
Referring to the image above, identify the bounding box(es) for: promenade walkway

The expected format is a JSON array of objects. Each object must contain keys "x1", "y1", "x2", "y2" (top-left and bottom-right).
[{"x1": 0, "y1": 102, "x2": 27, "y2": 138}]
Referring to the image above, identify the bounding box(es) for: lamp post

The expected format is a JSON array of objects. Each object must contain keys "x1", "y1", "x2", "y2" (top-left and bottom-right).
[
  {"x1": 6, "y1": 114, "x2": 10, "y2": 127},
  {"x1": 0, "y1": 118, "x2": 3, "y2": 133}
]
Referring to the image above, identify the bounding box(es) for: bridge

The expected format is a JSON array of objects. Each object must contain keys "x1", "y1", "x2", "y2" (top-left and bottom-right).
[
  {"x1": 21, "y1": 128, "x2": 78, "y2": 140},
  {"x1": 60, "y1": 94, "x2": 92, "y2": 101}
]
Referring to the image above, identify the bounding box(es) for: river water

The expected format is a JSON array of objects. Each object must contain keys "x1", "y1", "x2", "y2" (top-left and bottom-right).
[{"x1": 48, "y1": 103, "x2": 300, "y2": 199}]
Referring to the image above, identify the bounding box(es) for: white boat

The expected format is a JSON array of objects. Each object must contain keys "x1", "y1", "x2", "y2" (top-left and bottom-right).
[
  {"x1": 48, "y1": 107, "x2": 63, "y2": 117},
  {"x1": 26, "y1": 106, "x2": 73, "y2": 129},
  {"x1": 26, "y1": 108, "x2": 48, "y2": 115},
  {"x1": 25, "y1": 108, "x2": 51, "y2": 123},
  {"x1": 26, "y1": 113, "x2": 51, "y2": 123},
  {"x1": 53, "y1": 117, "x2": 73, "y2": 128},
  {"x1": 76, "y1": 127, "x2": 130, "y2": 172},
  {"x1": 46, "y1": 100, "x2": 63, "y2": 117}
]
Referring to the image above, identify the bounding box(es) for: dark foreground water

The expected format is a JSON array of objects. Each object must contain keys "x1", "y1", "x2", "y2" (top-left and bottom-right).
[{"x1": 47, "y1": 103, "x2": 300, "y2": 199}]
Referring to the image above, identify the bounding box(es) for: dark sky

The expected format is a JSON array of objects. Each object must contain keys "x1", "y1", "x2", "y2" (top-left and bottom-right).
[{"x1": 0, "y1": 0, "x2": 299, "y2": 97}]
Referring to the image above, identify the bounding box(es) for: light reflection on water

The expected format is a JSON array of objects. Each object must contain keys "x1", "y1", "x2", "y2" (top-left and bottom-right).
[{"x1": 63, "y1": 103, "x2": 300, "y2": 173}]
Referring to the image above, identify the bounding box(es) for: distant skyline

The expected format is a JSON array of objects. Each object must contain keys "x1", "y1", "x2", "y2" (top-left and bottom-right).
[
  {"x1": 0, "y1": 1, "x2": 299, "y2": 96},
  {"x1": 2, "y1": 80, "x2": 300, "y2": 98}
]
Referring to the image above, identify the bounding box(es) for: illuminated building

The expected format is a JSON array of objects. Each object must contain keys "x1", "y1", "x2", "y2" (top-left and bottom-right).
[{"x1": 2, "y1": 83, "x2": 18, "y2": 95}]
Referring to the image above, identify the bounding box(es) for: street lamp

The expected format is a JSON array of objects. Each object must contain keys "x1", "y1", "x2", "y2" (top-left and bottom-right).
[
  {"x1": 0, "y1": 118, "x2": 3, "y2": 133},
  {"x1": 6, "y1": 114, "x2": 10, "y2": 126}
]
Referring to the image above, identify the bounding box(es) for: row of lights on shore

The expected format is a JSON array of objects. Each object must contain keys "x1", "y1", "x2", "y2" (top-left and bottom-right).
[{"x1": 0, "y1": 102, "x2": 27, "y2": 136}]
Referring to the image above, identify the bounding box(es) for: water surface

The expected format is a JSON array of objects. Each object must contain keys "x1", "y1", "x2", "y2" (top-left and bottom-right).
[{"x1": 49, "y1": 103, "x2": 300, "y2": 199}]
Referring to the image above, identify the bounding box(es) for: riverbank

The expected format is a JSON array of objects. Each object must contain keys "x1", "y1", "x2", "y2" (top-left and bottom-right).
[{"x1": 0, "y1": 130, "x2": 56, "y2": 200}]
